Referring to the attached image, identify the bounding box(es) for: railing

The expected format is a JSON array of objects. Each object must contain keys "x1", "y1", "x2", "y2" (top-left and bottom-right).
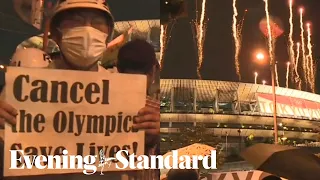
[
  {"x1": 160, "y1": 107, "x2": 320, "y2": 122},
  {"x1": 296, "y1": 142, "x2": 320, "y2": 147}
]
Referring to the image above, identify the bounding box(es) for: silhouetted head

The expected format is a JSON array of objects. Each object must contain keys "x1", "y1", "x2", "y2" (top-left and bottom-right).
[
  {"x1": 117, "y1": 39, "x2": 159, "y2": 92},
  {"x1": 262, "y1": 175, "x2": 282, "y2": 180},
  {"x1": 167, "y1": 169, "x2": 198, "y2": 180}
]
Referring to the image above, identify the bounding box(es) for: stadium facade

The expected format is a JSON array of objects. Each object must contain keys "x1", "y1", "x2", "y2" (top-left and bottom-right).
[{"x1": 160, "y1": 79, "x2": 320, "y2": 154}]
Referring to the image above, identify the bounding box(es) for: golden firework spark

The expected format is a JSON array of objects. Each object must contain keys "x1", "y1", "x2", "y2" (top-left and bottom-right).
[
  {"x1": 294, "y1": 42, "x2": 301, "y2": 90},
  {"x1": 286, "y1": 62, "x2": 290, "y2": 88},
  {"x1": 237, "y1": 9, "x2": 248, "y2": 36},
  {"x1": 232, "y1": 0, "x2": 241, "y2": 80},
  {"x1": 160, "y1": 25, "x2": 166, "y2": 69},
  {"x1": 306, "y1": 23, "x2": 311, "y2": 89},
  {"x1": 264, "y1": 0, "x2": 274, "y2": 66},
  {"x1": 299, "y1": 8, "x2": 308, "y2": 89},
  {"x1": 306, "y1": 23, "x2": 315, "y2": 92},
  {"x1": 196, "y1": 0, "x2": 207, "y2": 79},
  {"x1": 254, "y1": 72, "x2": 258, "y2": 84},
  {"x1": 264, "y1": 0, "x2": 279, "y2": 87},
  {"x1": 288, "y1": 0, "x2": 295, "y2": 83},
  {"x1": 294, "y1": 42, "x2": 301, "y2": 78},
  {"x1": 159, "y1": 22, "x2": 176, "y2": 69},
  {"x1": 275, "y1": 63, "x2": 279, "y2": 87},
  {"x1": 297, "y1": 78, "x2": 302, "y2": 90}
]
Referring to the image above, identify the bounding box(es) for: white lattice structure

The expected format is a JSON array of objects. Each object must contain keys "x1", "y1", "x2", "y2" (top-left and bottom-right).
[
  {"x1": 15, "y1": 33, "x2": 59, "y2": 53},
  {"x1": 114, "y1": 20, "x2": 160, "y2": 52},
  {"x1": 114, "y1": 20, "x2": 160, "y2": 40},
  {"x1": 16, "y1": 19, "x2": 160, "y2": 56}
]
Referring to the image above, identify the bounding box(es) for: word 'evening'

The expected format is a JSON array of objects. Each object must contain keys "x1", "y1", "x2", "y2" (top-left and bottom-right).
[{"x1": 12, "y1": 75, "x2": 109, "y2": 104}]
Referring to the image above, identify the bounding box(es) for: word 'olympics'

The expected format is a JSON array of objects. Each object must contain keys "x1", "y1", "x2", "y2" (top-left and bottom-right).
[{"x1": 12, "y1": 75, "x2": 110, "y2": 104}]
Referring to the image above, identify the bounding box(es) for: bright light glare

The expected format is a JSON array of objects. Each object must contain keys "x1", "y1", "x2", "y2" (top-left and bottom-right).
[
  {"x1": 256, "y1": 53, "x2": 265, "y2": 60},
  {"x1": 299, "y1": 7, "x2": 304, "y2": 13},
  {"x1": 262, "y1": 80, "x2": 266, "y2": 85}
]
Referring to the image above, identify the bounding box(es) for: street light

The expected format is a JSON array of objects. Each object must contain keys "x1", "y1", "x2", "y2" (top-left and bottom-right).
[
  {"x1": 256, "y1": 52, "x2": 265, "y2": 61},
  {"x1": 254, "y1": 50, "x2": 278, "y2": 144},
  {"x1": 262, "y1": 80, "x2": 266, "y2": 85},
  {"x1": 254, "y1": 72, "x2": 258, "y2": 84},
  {"x1": 299, "y1": 7, "x2": 304, "y2": 14}
]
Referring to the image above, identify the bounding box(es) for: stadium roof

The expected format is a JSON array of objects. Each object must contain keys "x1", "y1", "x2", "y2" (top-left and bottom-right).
[
  {"x1": 15, "y1": 33, "x2": 59, "y2": 53},
  {"x1": 161, "y1": 79, "x2": 320, "y2": 103}
]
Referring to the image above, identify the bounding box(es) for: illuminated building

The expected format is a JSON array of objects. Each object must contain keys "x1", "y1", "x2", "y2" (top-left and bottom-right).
[{"x1": 160, "y1": 79, "x2": 320, "y2": 154}]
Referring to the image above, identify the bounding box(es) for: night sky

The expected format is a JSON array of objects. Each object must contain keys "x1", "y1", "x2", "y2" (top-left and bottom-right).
[{"x1": 161, "y1": 0, "x2": 320, "y2": 93}]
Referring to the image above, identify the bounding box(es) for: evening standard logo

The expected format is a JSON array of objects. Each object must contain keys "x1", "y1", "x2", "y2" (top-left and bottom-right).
[{"x1": 9, "y1": 149, "x2": 217, "y2": 175}]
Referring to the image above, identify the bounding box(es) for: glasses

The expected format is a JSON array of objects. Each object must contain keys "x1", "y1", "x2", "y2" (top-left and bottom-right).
[{"x1": 59, "y1": 14, "x2": 109, "y2": 32}]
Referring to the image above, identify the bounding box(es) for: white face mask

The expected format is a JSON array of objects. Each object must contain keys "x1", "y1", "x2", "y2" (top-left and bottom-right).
[{"x1": 60, "y1": 26, "x2": 108, "y2": 68}]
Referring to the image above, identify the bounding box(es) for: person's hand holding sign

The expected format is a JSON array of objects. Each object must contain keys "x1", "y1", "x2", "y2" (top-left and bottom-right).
[
  {"x1": 134, "y1": 96, "x2": 160, "y2": 135},
  {"x1": 133, "y1": 96, "x2": 160, "y2": 146},
  {"x1": 0, "y1": 48, "x2": 52, "y2": 126},
  {"x1": 0, "y1": 100, "x2": 17, "y2": 126}
]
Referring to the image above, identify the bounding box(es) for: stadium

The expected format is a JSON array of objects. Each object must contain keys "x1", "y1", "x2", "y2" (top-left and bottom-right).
[{"x1": 159, "y1": 79, "x2": 320, "y2": 157}]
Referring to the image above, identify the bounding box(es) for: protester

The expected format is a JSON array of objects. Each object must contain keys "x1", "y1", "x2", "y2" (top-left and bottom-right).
[
  {"x1": 0, "y1": 48, "x2": 52, "y2": 137},
  {"x1": 117, "y1": 38, "x2": 160, "y2": 146},
  {"x1": 166, "y1": 169, "x2": 199, "y2": 180},
  {"x1": 117, "y1": 38, "x2": 160, "y2": 148},
  {"x1": 0, "y1": 0, "x2": 159, "y2": 179},
  {"x1": 117, "y1": 38, "x2": 161, "y2": 179},
  {"x1": 0, "y1": 47, "x2": 52, "y2": 178}
]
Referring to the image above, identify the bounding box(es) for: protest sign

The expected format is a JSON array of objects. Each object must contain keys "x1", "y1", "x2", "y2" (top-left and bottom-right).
[{"x1": 4, "y1": 67, "x2": 146, "y2": 176}]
